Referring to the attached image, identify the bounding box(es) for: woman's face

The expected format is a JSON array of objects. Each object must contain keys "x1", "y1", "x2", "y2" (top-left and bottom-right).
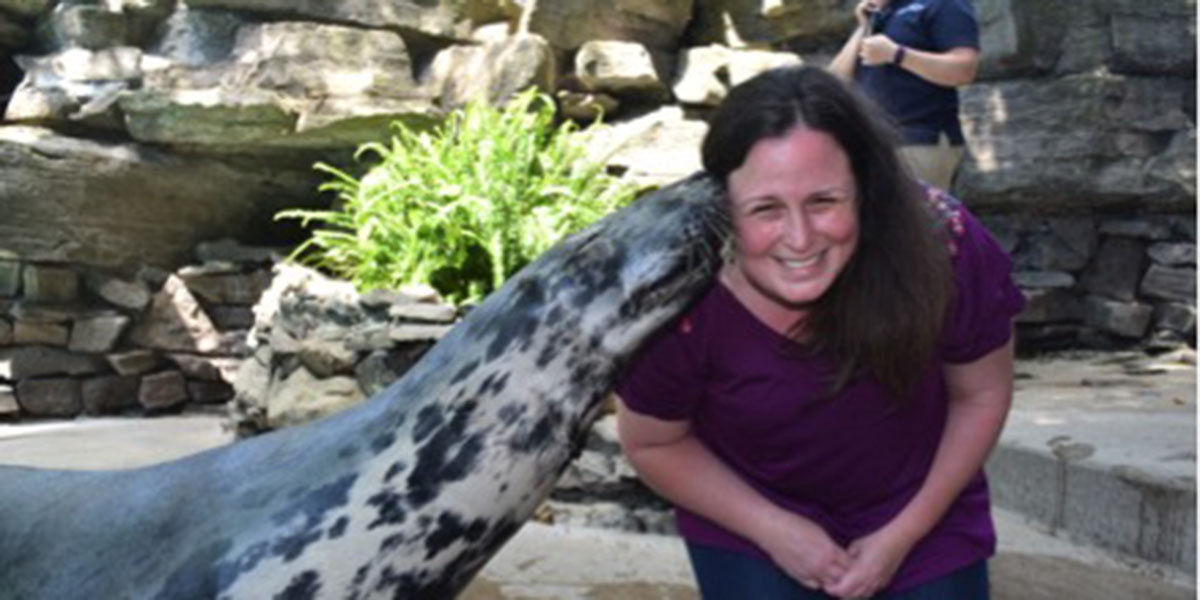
[{"x1": 725, "y1": 126, "x2": 860, "y2": 324}]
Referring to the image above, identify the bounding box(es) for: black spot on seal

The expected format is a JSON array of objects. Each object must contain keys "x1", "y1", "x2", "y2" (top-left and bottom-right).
[
  {"x1": 424, "y1": 512, "x2": 489, "y2": 560},
  {"x1": 274, "y1": 570, "x2": 320, "y2": 600},
  {"x1": 412, "y1": 405, "x2": 444, "y2": 443},
  {"x1": 406, "y1": 401, "x2": 484, "y2": 509},
  {"x1": 366, "y1": 490, "x2": 407, "y2": 529}
]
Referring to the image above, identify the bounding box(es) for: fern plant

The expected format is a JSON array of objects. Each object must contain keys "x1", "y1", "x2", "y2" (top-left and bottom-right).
[{"x1": 277, "y1": 88, "x2": 634, "y2": 305}]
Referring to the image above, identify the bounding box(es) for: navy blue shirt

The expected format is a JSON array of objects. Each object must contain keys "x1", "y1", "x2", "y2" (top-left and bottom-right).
[{"x1": 854, "y1": 0, "x2": 979, "y2": 145}]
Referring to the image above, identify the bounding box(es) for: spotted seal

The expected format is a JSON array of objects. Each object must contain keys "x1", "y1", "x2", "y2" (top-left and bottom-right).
[{"x1": 0, "y1": 172, "x2": 727, "y2": 599}]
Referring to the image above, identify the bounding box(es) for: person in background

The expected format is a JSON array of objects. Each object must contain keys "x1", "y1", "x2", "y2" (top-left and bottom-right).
[
  {"x1": 615, "y1": 66, "x2": 1023, "y2": 599},
  {"x1": 829, "y1": 0, "x2": 980, "y2": 191}
]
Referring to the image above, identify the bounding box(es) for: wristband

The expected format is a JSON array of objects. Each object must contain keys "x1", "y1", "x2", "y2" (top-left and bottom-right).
[{"x1": 893, "y1": 45, "x2": 907, "y2": 66}]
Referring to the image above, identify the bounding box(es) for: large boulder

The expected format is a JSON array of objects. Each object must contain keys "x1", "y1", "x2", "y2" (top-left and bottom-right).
[
  {"x1": 686, "y1": 0, "x2": 856, "y2": 49},
  {"x1": 426, "y1": 32, "x2": 556, "y2": 108},
  {"x1": 976, "y1": 0, "x2": 1196, "y2": 79},
  {"x1": 6, "y1": 46, "x2": 143, "y2": 128},
  {"x1": 522, "y1": 0, "x2": 694, "y2": 52},
  {"x1": 182, "y1": 0, "x2": 510, "y2": 41},
  {"x1": 959, "y1": 73, "x2": 1195, "y2": 212},
  {"x1": 0, "y1": 126, "x2": 322, "y2": 268},
  {"x1": 121, "y1": 22, "x2": 442, "y2": 150}
]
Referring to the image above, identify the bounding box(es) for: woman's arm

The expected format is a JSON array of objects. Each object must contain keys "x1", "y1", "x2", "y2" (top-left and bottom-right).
[
  {"x1": 826, "y1": 335, "x2": 1015, "y2": 599},
  {"x1": 615, "y1": 396, "x2": 851, "y2": 590}
]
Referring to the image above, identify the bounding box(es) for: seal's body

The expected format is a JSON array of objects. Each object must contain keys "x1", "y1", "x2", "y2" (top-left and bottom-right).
[{"x1": 0, "y1": 173, "x2": 726, "y2": 599}]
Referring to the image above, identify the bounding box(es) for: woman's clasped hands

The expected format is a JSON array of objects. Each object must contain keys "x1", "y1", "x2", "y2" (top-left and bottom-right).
[{"x1": 756, "y1": 511, "x2": 914, "y2": 600}]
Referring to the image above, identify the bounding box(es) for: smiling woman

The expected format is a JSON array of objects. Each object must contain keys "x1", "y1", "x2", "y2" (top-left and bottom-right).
[{"x1": 615, "y1": 65, "x2": 1025, "y2": 600}]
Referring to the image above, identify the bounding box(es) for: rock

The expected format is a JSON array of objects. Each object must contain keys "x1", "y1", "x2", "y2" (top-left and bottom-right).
[
  {"x1": 231, "y1": 345, "x2": 271, "y2": 412},
  {"x1": 68, "y1": 314, "x2": 130, "y2": 353},
  {"x1": 194, "y1": 238, "x2": 285, "y2": 264},
  {"x1": 183, "y1": 0, "x2": 478, "y2": 40},
  {"x1": 42, "y1": 4, "x2": 129, "y2": 51},
  {"x1": 144, "y1": 5, "x2": 246, "y2": 68},
  {"x1": 0, "y1": 14, "x2": 29, "y2": 51},
  {"x1": 21, "y1": 264, "x2": 78, "y2": 303},
  {"x1": 16, "y1": 377, "x2": 81, "y2": 417},
  {"x1": 139, "y1": 370, "x2": 189, "y2": 410},
  {"x1": 1099, "y1": 219, "x2": 1174, "y2": 241},
  {"x1": 1078, "y1": 237, "x2": 1145, "y2": 302},
  {"x1": 1017, "y1": 288, "x2": 1082, "y2": 324},
  {"x1": 166, "y1": 353, "x2": 241, "y2": 382},
  {"x1": 207, "y1": 306, "x2": 255, "y2": 331},
  {"x1": 1015, "y1": 218, "x2": 1096, "y2": 272},
  {"x1": 106, "y1": 349, "x2": 162, "y2": 376},
  {"x1": 977, "y1": 0, "x2": 1194, "y2": 78},
  {"x1": 687, "y1": 0, "x2": 853, "y2": 49},
  {"x1": 1154, "y1": 303, "x2": 1196, "y2": 336},
  {"x1": 0, "y1": 126, "x2": 323, "y2": 269},
  {"x1": 12, "y1": 320, "x2": 68, "y2": 346},
  {"x1": 959, "y1": 74, "x2": 1194, "y2": 211},
  {"x1": 0, "y1": 383, "x2": 17, "y2": 416},
  {"x1": 388, "y1": 323, "x2": 455, "y2": 343},
  {"x1": 1147, "y1": 242, "x2": 1196, "y2": 266},
  {"x1": 81, "y1": 374, "x2": 140, "y2": 414},
  {"x1": 428, "y1": 33, "x2": 556, "y2": 109},
  {"x1": 523, "y1": 0, "x2": 694, "y2": 52},
  {"x1": 177, "y1": 267, "x2": 271, "y2": 305},
  {"x1": 187, "y1": 379, "x2": 234, "y2": 404},
  {"x1": 0, "y1": 0, "x2": 53, "y2": 19},
  {"x1": 387, "y1": 303, "x2": 458, "y2": 324},
  {"x1": 575, "y1": 40, "x2": 670, "y2": 99},
  {"x1": 0, "y1": 256, "x2": 19, "y2": 297},
  {"x1": 0, "y1": 346, "x2": 108, "y2": 379},
  {"x1": 123, "y1": 22, "x2": 443, "y2": 151},
  {"x1": 1083, "y1": 296, "x2": 1154, "y2": 339},
  {"x1": 127, "y1": 275, "x2": 223, "y2": 354},
  {"x1": 1140, "y1": 265, "x2": 1196, "y2": 303},
  {"x1": 726, "y1": 48, "x2": 803, "y2": 87},
  {"x1": 6, "y1": 47, "x2": 142, "y2": 126},
  {"x1": 581, "y1": 106, "x2": 706, "y2": 187},
  {"x1": 266, "y1": 367, "x2": 362, "y2": 429},
  {"x1": 1013, "y1": 271, "x2": 1075, "y2": 290},
  {"x1": 555, "y1": 89, "x2": 620, "y2": 122},
  {"x1": 672, "y1": 45, "x2": 732, "y2": 106},
  {"x1": 355, "y1": 345, "x2": 428, "y2": 396},
  {"x1": 89, "y1": 273, "x2": 151, "y2": 310},
  {"x1": 297, "y1": 339, "x2": 359, "y2": 378},
  {"x1": 1109, "y1": 5, "x2": 1197, "y2": 76}
]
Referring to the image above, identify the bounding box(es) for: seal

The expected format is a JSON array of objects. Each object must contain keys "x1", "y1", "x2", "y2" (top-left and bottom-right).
[{"x1": 0, "y1": 172, "x2": 728, "y2": 599}]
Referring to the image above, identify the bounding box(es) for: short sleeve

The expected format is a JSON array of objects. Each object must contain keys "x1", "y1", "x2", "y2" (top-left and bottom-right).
[
  {"x1": 927, "y1": 0, "x2": 979, "y2": 51},
  {"x1": 939, "y1": 202, "x2": 1026, "y2": 364},
  {"x1": 615, "y1": 316, "x2": 706, "y2": 421}
]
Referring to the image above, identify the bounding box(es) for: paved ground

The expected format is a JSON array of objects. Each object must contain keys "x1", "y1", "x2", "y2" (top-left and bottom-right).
[{"x1": 0, "y1": 352, "x2": 1194, "y2": 599}]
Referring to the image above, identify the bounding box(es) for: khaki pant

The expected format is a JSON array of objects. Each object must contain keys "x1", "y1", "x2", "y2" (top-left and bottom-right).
[{"x1": 899, "y1": 133, "x2": 965, "y2": 191}]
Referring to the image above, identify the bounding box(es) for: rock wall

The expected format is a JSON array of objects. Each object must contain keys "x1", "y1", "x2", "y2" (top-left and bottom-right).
[
  {"x1": 0, "y1": 238, "x2": 276, "y2": 419},
  {"x1": 0, "y1": 0, "x2": 1194, "y2": 422}
]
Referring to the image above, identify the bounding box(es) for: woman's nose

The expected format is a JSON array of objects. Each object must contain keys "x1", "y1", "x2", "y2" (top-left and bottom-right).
[{"x1": 781, "y1": 208, "x2": 812, "y2": 250}]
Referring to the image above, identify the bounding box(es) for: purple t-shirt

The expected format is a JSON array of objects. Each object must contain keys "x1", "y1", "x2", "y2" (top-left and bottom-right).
[{"x1": 616, "y1": 189, "x2": 1025, "y2": 594}]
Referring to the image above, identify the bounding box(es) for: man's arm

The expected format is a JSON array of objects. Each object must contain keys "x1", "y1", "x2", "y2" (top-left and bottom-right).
[{"x1": 859, "y1": 38, "x2": 979, "y2": 87}]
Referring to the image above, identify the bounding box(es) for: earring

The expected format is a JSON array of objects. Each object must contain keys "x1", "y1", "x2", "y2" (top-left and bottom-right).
[{"x1": 720, "y1": 236, "x2": 736, "y2": 264}]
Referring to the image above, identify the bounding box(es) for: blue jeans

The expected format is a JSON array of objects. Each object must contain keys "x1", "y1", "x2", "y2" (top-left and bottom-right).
[{"x1": 685, "y1": 543, "x2": 989, "y2": 600}]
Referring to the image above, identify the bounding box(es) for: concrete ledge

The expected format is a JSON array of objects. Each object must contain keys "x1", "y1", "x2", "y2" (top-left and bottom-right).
[{"x1": 989, "y1": 424, "x2": 1196, "y2": 574}]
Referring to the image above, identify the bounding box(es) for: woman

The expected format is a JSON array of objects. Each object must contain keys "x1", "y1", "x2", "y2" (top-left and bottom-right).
[{"x1": 615, "y1": 65, "x2": 1024, "y2": 599}]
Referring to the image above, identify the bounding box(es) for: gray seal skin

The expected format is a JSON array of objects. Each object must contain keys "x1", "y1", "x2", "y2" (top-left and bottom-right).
[{"x1": 0, "y1": 172, "x2": 728, "y2": 600}]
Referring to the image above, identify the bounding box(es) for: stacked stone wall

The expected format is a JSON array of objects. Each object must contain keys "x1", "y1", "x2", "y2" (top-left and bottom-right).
[{"x1": 0, "y1": 240, "x2": 276, "y2": 420}]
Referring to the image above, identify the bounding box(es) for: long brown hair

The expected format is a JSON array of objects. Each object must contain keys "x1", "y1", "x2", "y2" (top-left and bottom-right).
[{"x1": 702, "y1": 66, "x2": 952, "y2": 400}]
